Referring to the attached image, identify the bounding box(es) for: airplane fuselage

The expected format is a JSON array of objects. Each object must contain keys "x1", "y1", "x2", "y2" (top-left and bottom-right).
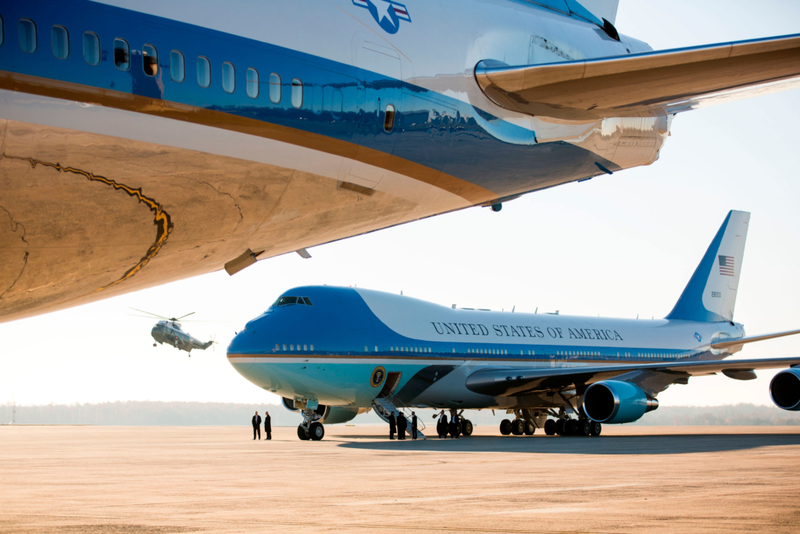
[
  {"x1": 1, "y1": 0, "x2": 664, "y2": 322},
  {"x1": 226, "y1": 286, "x2": 742, "y2": 409}
]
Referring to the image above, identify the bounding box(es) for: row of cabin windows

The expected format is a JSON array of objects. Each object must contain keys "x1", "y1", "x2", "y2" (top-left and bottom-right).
[{"x1": 8, "y1": 17, "x2": 305, "y2": 108}]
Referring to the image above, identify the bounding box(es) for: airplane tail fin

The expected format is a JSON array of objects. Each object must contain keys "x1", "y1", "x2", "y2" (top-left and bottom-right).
[{"x1": 666, "y1": 210, "x2": 750, "y2": 323}]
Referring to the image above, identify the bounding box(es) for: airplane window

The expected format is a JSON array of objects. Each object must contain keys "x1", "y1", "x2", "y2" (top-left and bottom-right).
[
  {"x1": 269, "y1": 73, "x2": 281, "y2": 103},
  {"x1": 303, "y1": 297, "x2": 313, "y2": 306},
  {"x1": 197, "y1": 56, "x2": 211, "y2": 88},
  {"x1": 303, "y1": 344, "x2": 308, "y2": 351},
  {"x1": 51, "y1": 25, "x2": 68, "y2": 59},
  {"x1": 246, "y1": 68, "x2": 259, "y2": 99},
  {"x1": 0, "y1": 16, "x2": 4, "y2": 46},
  {"x1": 142, "y1": 44, "x2": 158, "y2": 76},
  {"x1": 222, "y1": 61, "x2": 235, "y2": 93},
  {"x1": 274, "y1": 296, "x2": 298, "y2": 306},
  {"x1": 19, "y1": 19, "x2": 37, "y2": 53},
  {"x1": 310, "y1": 344, "x2": 314, "y2": 351},
  {"x1": 290, "y1": 344, "x2": 294, "y2": 351},
  {"x1": 113, "y1": 38, "x2": 129, "y2": 71},
  {"x1": 282, "y1": 344, "x2": 287, "y2": 350},
  {"x1": 170, "y1": 50, "x2": 185, "y2": 82},
  {"x1": 291, "y1": 79, "x2": 303, "y2": 108},
  {"x1": 384, "y1": 104, "x2": 395, "y2": 132},
  {"x1": 375, "y1": 346, "x2": 379, "y2": 352},
  {"x1": 83, "y1": 32, "x2": 99, "y2": 65}
]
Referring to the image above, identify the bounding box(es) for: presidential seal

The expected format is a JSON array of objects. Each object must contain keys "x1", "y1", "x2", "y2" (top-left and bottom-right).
[{"x1": 370, "y1": 366, "x2": 386, "y2": 388}]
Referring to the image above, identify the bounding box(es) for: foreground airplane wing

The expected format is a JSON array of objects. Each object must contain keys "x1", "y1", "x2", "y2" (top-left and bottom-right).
[
  {"x1": 475, "y1": 34, "x2": 800, "y2": 120},
  {"x1": 465, "y1": 357, "x2": 800, "y2": 397}
]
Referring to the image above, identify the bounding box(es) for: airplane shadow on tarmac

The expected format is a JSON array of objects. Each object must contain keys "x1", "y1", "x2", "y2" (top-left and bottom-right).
[{"x1": 336, "y1": 433, "x2": 800, "y2": 455}]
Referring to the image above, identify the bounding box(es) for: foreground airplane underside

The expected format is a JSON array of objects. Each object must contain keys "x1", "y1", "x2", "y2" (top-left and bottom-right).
[
  {"x1": 2, "y1": 0, "x2": 800, "y2": 322},
  {"x1": 227, "y1": 211, "x2": 800, "y2": 440}
]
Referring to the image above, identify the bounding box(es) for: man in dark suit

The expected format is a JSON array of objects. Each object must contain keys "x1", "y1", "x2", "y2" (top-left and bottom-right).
[
  {"x1": 252, "y1": 411, "x2": 261, "y2": 440},
  {"x1": 397, "y1": 412, "x2": 407, "y2": 440},
  {"x1": 264, "y1": 411, "x2": 272, "y2": 440},
  {"x1": 411, "y1": 411, "x2": 418, "y2": 440},
  {"x1": 388, "y1": 411, "x2": 396, "y2": 440}
]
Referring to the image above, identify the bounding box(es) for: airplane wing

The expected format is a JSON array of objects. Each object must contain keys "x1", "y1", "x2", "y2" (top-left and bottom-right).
[
  {"x1": 465, "y1": 357, "x2": 800, "y2": 397},
  {"x1": 475, "y1": 34, "x2": 800, "y2": 120}
]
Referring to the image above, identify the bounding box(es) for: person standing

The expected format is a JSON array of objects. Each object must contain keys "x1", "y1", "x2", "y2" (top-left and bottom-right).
[
  {"x1": 397, "y1": 411, "x2": 407, "y2": 440},
  {"x1": 388, "y1": 411, "x2": 396, "y2": 440},
  {"x1": 252, "y1": 411, "x2": 261, "y2": 440},
  {"x1": 449, "y1": 412, "x2": 460, "y2": 439},
  {"x1": 264, "y1": 411, "x2": 272, "y2": 440},
  {"x1": 411, "y1": 411, "x2": 418, "y2": 440},
  {"x1": 437, "y1": 410, "x2": 448, "y2": 438}
]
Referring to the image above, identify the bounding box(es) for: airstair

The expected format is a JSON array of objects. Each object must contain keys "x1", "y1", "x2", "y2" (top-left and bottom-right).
[{"x1": 372, "y1": 396, "x2": 425, "y2": 440}]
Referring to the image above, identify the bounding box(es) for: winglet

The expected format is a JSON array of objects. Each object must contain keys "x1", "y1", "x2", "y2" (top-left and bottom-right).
[{"x1": 666, "y1": 210, "x2": 750, "y2": 323}]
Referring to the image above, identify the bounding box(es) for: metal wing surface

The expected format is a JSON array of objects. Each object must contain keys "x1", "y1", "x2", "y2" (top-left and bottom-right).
[
  {"x1": 475, "y1": 34, "x2": 800, "y2": 120},
  {"x1": 465, "y1": 357, "x2": 800, "y2": 397}
]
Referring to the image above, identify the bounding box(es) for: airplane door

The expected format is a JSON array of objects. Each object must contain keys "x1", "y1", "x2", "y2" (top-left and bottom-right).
[{"x1": 340, "y1": 37, "x2": 402, "y2": 190}]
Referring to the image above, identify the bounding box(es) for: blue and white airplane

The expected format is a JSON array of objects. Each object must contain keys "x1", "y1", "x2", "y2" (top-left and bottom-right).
[
  {"x1": 2, "y1": 1, "x2": 800, "y2": 323},
  {"x1": 227, "y1": 211, "x2": 800, "y2": 440}
]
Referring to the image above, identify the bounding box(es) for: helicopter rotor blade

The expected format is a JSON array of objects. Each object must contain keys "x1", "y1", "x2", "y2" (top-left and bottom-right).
[
  {"x1": 129, "y1": 308, "x2": 170, "y2": 320},
  {"x1": 173, "y1": 312, "x2": 196, "y2": 321}
]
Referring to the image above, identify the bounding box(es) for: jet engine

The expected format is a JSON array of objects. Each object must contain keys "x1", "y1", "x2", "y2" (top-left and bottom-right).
[
  {"x1": 769, "y1": 368, "x2": 800, "y2": 411},
  {"x1": 582, "y1": 380, "x2": 659, "y2": 424},
  {"x1": 281, "y1": 397, "x2": 366, "y2": 424}
]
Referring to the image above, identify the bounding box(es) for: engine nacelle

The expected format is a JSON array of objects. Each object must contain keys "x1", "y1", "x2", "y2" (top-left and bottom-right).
[
  {"x1": 770, "y1": 368, "x2": 800, "y2": 411},
  {"x1": 319, "y1": 406, "x2": 367, "y2": 425},
  {"x1": 583, "y1": 380, "x2": 659, "y2": 424},
  {"x1": 281, "y1": 397, "x2": 299, "y2": 411}
]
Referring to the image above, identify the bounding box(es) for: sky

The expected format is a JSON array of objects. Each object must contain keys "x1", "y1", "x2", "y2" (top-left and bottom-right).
[{"x1": 2, "y1": 0, "x2": 800, "y2": 410}]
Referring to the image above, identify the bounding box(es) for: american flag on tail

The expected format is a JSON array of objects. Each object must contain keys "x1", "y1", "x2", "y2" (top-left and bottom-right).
[{"x1": 718, "y1": 255, "x2": 735, "y2": 277}]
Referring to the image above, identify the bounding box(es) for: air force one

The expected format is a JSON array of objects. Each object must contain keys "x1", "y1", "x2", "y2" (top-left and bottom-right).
[
  {"x1": 227, "y1": 211, "x2": 800, "y2": 440},
  {"x1": 2, "y1": 1, "x2": 800, "y2": 323}
]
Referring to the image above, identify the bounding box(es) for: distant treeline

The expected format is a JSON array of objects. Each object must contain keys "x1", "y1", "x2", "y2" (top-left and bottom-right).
[{"x1": 1, "y1": 401, "x2": 799, "y2": 426}]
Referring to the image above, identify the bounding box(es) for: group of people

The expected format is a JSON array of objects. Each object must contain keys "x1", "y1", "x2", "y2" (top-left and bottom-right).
[
  {"x1": 435, "y1": 410, "x2": 462, "y2": 439},
  {"x1": 251, "y1": 411, "x2": 272, "y2": 440},
  {"x1": 387, "y1": 410, "x2": 418, "y2": 440}
]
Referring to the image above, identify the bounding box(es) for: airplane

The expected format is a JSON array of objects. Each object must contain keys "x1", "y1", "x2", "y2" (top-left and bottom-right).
[
  {"x1": 226, "y1": 210, "x2": 800, "y2": 440},
  {"x1": 2, "y1": 1, "x2": 800, "y2": 324}
]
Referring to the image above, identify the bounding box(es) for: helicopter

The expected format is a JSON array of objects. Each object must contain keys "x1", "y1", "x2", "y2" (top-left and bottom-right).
[{"x1": 130, "y1": 309, "x2": 214, "y2": 355}]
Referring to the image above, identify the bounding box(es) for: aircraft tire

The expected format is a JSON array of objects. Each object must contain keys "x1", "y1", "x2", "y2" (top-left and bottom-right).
[
  {"x1": 578, "y1": 419, "x2": 592, "y2": 437},
  {"x1": 309, "y1": 422, "x2": 325, "y2": 441},
  {"x1": 297, "y1": 425, "x2": 310, "y2": 441},
  {"x1": 499, "y1": 419, "x2": 512, "y2": 435},
  {"x1": 511, "y1": 419, "x2": 525, "y2": 436},
  {"x1": 555, "y1": 419, "x2": 566, "y2": 436},
  {"x1": 462, "y1": 419, "x2": 474, "y2": 436},
  {"x1": 565, "y1": 419, "x2": 578, "y2": 436},
  {"x1": 544, "y1": 419, "x2": 556, "y2": 436},
  {"x1": 590, "y1": 421, "x2": 602, "y2": 436},
  {"x1": 523, "y1": 420, "x2": 536, "y2": 436}
]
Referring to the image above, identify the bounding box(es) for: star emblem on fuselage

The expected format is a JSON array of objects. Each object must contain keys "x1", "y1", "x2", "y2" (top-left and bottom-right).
[{"x1": 352, "y1": 0, "x2": 411, "y2": 34}]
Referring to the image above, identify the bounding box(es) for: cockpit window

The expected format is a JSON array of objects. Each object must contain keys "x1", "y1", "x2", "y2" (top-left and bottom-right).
[{"x1": 273, "y1": 296, "x2": 313, "y2": 307}]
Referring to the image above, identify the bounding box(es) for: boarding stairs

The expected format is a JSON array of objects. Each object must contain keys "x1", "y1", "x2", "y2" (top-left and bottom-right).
[{"x1": 372, "y1": 396, "x2": 425, "y2": 440}]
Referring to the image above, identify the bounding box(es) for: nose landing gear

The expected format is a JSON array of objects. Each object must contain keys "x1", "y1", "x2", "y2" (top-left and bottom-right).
[{"x1": 295, "y1": 401, "x2": 325, "y2": 441}]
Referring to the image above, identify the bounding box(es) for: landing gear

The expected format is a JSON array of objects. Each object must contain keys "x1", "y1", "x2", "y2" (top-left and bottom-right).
[
  {"x1": 499, "y1": 419, "x2": 512, "y2": 435},
  {"x1": 309, "y1": 422, "x2": 325, "y2": 441},
  {"x1": 544, "y1": 419, "x2": 556, "y2": 436},
  {"x1": 523, "y1": 420, "x2": 536, "y2": 436},
  {"x1": 511, "y1": 419, "x2": 525, "y2": 436},
  {"x1": 548, "y1": 418, "x2": 601, "y2": 437},
  {"x1": 296, "y1": 402, "x2": 325, "y2": 441},
  {"x1": 461, "y1": 419, "x2": 474, "y2": 436}
]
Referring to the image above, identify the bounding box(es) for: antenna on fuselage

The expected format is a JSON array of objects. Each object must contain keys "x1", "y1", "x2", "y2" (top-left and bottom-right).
[{"x1": 512, "y1": 306, "x2": 515, "y2": 313}]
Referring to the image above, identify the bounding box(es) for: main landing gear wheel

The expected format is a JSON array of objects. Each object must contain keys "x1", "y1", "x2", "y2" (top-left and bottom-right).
[
  {"x1": 523, "y1": 420, "x2": 536, "y2": 436},
  {"x1": 544, "y1": 419, "x2": 556, "y2": 436},
  {"x1": 555, "y1": 419, "x2": 566, "y2": 436},
  {"x1": 511, "y1": 419, "x2": 525, "y2": 436},
  {"x1": 578, "y1": 419, "x2": 592, "y2": 437},
  {"x1": 297, "y1": 425, "x2": 310, "y2": 440},
  {"x1": 565, "y1": 419, "x2": 579, "y2": 436},
  {"x1": 309, "y1": 422, "x2": 325, "y2": 441},
  {"x1": 462, "y1": 419, "x2": 474, "y2": 436},
  {"x1": 590, "y1": 421, "x2": 602, "y2": 436},
  {"x1": 499, "y1": 419, "x2": 512, "y2": 435}
]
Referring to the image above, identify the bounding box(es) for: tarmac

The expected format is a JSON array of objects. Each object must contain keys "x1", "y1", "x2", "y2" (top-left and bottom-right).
[{"x1": 2, "y1": 425, "x2": 799, "y2": 533}]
